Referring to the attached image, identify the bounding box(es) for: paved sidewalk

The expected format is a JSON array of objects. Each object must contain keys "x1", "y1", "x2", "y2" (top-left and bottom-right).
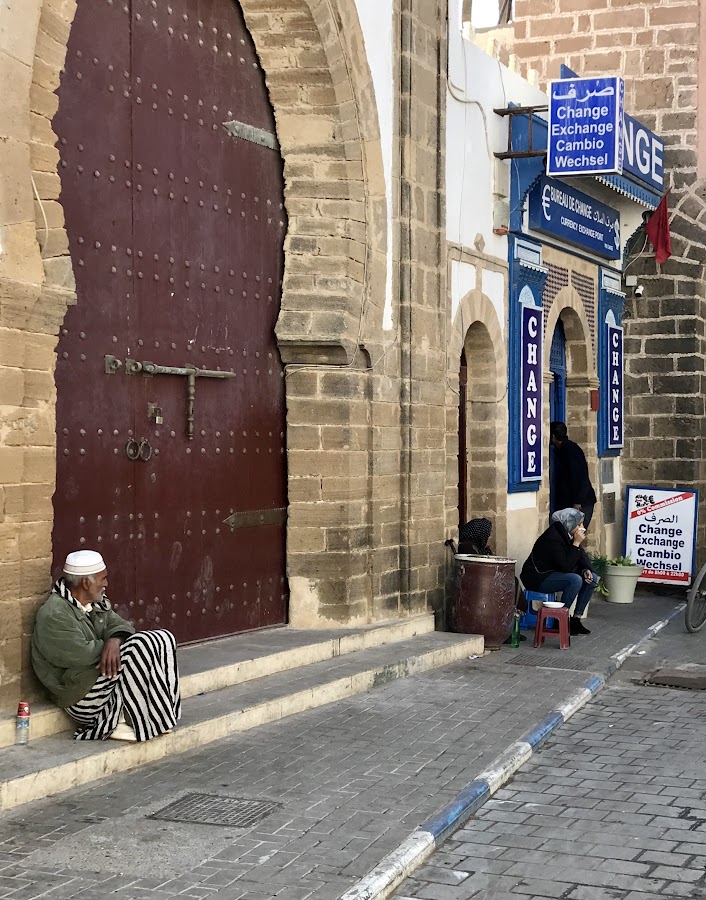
[
  {"x1": 395, "y1": 613, "x2": 706, "y2": 899},
  {"x1": 0, "y1": 593, "x2": 681, "y2": 900}
]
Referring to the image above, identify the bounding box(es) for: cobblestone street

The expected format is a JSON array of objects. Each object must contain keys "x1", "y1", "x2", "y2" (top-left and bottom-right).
[
  {"x1": 395, "y1": 616, "x2": 706, "y2": 900},
  {"x1": 0, "y1": 594, "x2": 690, "y2": 900}
]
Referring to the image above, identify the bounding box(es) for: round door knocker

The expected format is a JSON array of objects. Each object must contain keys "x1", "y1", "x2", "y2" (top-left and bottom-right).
[
  {"x1": 125, "y1": 438, "x2": 153, "y2": 461},
  {"x1": 138, "y1": 438, "x2": 153, "y2": 461},
  {"x1": 125, "y1": 438, "x2": 141, "y2": 461}
]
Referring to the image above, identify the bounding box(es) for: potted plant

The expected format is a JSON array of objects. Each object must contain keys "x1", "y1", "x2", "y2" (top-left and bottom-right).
[{"x1": 590, "y1": 554, "x2": 643, "y2": 604}]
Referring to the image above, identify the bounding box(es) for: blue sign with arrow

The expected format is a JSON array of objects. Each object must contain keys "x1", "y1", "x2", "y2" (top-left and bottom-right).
[{"x1": 547, "y1": 75, "x2": 624, "y2": 177}]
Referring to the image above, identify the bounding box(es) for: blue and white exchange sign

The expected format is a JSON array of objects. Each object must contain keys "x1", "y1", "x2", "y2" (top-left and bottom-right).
[
  {"x1": 528, "y1": 176, "x2": 620, "y2": 259},
  {"x1": 520, "y1": 303, "x2": 543, "y2": 482},
  {"x1": 623, "y1": 113, "x2": 664, "y2": 194},
  {"x1": 548, "y1": 76, "x2": 624, "y2": 177},
  {"x1": 607, "y1": 323, "x2": 624, "y2": 449}
]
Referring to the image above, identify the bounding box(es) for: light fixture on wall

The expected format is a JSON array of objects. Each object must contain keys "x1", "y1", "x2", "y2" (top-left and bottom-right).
[
  {"x1": 625, "y1": 274, "x2": 644, "y2": 297},
  {"x1": 492, "y1": 199, "x2": 509, "y2": 235}
]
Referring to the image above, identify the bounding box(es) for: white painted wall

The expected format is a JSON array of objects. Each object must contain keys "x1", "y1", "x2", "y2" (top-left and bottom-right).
[
  {"x1": 353, "y1": 0, "x2": 395, "y2": 331},
  {"x1": 446, "y1": 2, "x2": 546, "y2": 262}
]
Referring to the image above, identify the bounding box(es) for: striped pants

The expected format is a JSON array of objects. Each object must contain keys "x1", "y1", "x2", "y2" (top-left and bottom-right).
[{"x1": 67, "y1": 630, "x2": 181, "y2": 741}]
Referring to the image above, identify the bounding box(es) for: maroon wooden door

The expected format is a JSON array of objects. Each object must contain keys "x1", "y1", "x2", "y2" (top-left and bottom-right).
[{"x1": 53, "y1": 0, "x2": 288, "y2": 642}]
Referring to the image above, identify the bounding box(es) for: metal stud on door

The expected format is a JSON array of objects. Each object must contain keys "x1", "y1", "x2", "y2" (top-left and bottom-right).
[{"x1": 53, "y1": 0, "x2": 288, "y2": 641}]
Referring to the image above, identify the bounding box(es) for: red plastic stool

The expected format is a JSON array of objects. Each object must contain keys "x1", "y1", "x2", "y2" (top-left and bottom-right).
[{"x1": 534, "y1": 605, "x2": 570, "y2": 650}]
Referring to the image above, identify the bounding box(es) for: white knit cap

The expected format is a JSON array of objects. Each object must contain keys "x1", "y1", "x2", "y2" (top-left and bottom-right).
[{"x1": 63, "y1": 550, "x2": 106, "y2": 577}]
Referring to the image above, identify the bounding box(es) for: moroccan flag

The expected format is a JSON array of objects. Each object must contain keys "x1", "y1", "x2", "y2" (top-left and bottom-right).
[{"x1": 645, "y1": 191, "x2": 672, "y2": 264}]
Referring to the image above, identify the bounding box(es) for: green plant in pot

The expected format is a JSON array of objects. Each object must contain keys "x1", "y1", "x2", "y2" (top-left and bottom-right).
[{"x1": 590, "y1": 554, "x2": 643, "y2": 604}]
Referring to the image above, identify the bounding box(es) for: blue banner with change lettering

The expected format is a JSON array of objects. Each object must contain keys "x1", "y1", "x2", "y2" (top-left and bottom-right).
[
  {"x1": 548, "y1": 76, "x2": 624, "y2": 177},
  {"x1": 607, "y1": 324, "x2": 624, "y2": 450},
  {"x1": 528, "y1": 176, "x2": 620, "y2": 260},
  {"x1": 520, "y1": 303, "x2": 543, "y2": 482}
]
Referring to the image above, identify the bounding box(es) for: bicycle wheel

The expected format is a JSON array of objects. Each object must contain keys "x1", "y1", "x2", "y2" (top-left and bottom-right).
[{"x1": 686, "y1": 562, "x2": 706, "y2": 633}]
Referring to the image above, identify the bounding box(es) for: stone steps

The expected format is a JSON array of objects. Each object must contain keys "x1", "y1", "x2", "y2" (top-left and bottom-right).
[
  {"x1": 0, "y1": 614, "x2": 436, "y2": 749},
  {"x1": 0, "y1": 626, "x2": 483, "y2": 811}
]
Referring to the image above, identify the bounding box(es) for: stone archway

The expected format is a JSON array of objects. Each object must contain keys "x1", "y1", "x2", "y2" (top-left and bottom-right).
[
  {"x1": 0, "y1": 0, "x2": 387, "y2": 707},
  {"x1": 544, "y1": 285, "x2": 597, "y2": 458},
  {"x1": 28, "y1": 0, "x2": 386, "y2": 366},
  {"x1": 447, "y1": 289, "x2": 508, "y2": 555},
  {"x1": 544, "y1": 286, "x2": 600, "y2": 542}
]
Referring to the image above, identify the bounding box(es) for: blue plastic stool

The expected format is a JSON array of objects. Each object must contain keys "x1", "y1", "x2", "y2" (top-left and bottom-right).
[{"x1": 520, "y1": 591, "x2": 557, "y2": 630}]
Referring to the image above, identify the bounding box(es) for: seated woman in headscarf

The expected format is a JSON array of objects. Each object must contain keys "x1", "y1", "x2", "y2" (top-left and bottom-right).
[
  {"x1": 458, "y1": 518, "x2": 493, "y2": 556},
  {"x1": 520, "y1": 508, "x2": 599, "y2": 636}
]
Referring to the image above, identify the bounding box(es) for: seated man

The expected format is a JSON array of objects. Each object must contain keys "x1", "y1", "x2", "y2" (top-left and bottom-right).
[{"x1": 32, "y1": 550, "x2": 181, "y2": 742}]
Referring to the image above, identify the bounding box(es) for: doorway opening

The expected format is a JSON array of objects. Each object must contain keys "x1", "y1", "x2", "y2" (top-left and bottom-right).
[
  {"x1": 458, "y1": 322, "x2": 499, "y2": 538},
  {"x1": 458, "y1": 348, "x2": 468, "y2": 526}
]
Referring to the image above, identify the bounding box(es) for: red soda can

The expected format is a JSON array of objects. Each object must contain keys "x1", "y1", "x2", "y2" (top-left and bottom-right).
[{"x1": 16, "y1": 701, "x2": 30, "y2": 744}]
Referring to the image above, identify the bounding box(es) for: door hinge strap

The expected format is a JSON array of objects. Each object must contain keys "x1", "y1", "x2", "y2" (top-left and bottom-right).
[
  {"x1": 223, "y1": 507, "x2": 287, "y2": 531},
  {"x1": 223, "y1": 119, "x2": 279, "y2": 151}
]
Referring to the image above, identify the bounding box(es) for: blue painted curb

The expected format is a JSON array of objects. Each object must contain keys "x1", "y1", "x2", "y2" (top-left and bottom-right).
[
  {"x1": 522, "y1": 710, "x2": 564, "y2": 749},
  {"x1": 340, "y1": 603, "x2": 685, "y2": 900},
  {"x1": 584, "y1": 674, "x2": 605, "y2": 692},
  {"x1": 421, "y1": 780, "x2": 490, "y2": 845},
  {"x1": 418, "y1": 604, "x2": 683, "y2": 848}
]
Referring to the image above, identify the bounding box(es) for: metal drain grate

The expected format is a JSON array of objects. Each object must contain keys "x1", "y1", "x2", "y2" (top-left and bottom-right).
[
  {"x1": 644, "y1": 667, "x2": 706, "y2": 690},
  {"x1": 500, "y1": 653, "x2": 601, "y2": 672},
  {"x1": 149, "y1": 793, "x2": 281, "y2": 828}
]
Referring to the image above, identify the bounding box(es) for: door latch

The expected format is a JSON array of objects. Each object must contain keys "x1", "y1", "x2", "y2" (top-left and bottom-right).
[{"x1": 148, "y1": 403, "x2": 164, "y2": 425}]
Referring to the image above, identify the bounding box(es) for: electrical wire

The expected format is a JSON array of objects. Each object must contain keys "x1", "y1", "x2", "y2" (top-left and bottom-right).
[{"x1": 622, "y1": 231, "x2": 649, "y2": 274}]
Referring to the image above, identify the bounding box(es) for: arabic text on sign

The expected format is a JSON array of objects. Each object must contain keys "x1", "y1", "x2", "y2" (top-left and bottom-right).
[{"x1": 547, "y1": 76, "x2": 623, "y2": 177}]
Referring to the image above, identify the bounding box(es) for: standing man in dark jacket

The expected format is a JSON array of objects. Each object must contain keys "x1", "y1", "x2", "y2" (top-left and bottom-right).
[
  {"x1": 520, "y1": 508, "x2": 599, "y2": 635},
  {"x1": 550, "y1": 421, "x2": 597, "y2": 528}
]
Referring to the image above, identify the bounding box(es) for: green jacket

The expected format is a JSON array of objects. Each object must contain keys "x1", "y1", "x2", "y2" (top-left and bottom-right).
[{"x1": 31, "y1": 591, "x2": 135, "y2": 708}]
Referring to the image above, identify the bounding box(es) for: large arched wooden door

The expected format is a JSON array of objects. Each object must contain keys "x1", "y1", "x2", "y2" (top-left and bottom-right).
[{"x1": 52, "y1": 0, "x2": 288, "y2": 642}]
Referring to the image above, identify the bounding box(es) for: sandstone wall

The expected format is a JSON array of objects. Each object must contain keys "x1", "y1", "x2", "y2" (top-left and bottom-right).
[{"x1": 0, "y1": 0, "x2": 452, "y2": 712}]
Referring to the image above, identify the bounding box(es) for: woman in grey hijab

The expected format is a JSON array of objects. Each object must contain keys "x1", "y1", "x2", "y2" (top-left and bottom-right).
[
  {"x1": 520, "y1": 508, "x2": 599, "y2": 636},
  {"x1": 550, "y1": 508, "x2": 584, "y2": 534}
]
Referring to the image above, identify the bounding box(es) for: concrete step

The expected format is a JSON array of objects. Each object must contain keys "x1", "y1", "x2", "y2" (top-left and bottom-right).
[
  {"x1": 0, "y1": 614, "x2": 436, "y2": 749},
  {"x1": 0, "y1": 629, "x2": 483, "y2": 811}
]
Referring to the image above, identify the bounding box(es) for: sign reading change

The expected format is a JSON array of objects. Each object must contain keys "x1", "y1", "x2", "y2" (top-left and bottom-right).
[
  {"x1": 548, "y1": 76, "x2": 624, "y2": 177},
  {"x1": 625, "y1": 486, "x2": 698, "y2": 585}
]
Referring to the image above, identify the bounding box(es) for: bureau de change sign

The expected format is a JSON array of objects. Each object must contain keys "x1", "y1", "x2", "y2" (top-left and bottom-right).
[
  {"x1": 528, "y1": 175, "x2": 620, "y2": 259},
  {"x1": 625, "y1": 486, "x2": 698, "y2": 585},
  {"x1": 547, "y1": 76, "x2": 624, "y2": 177}
]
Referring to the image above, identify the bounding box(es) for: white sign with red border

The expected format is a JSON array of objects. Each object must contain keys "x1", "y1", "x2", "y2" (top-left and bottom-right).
[{"x1": 625, "y1": 485, "x2": 699, "y2": 585}]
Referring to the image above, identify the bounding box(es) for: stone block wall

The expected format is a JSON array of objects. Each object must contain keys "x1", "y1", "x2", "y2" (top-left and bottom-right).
[
  {"x1": 399, "y1": 0, "x2": 449, "y2": 621},
  {"x1": 0, "y1": 0, "x2": 453, "y2": 712},
  {"x1": 0, "y1": 0, "x2": 76, "y2": 709},
  {"x1": 508, "y1": 0, "x2": 706, "y2": 558}
]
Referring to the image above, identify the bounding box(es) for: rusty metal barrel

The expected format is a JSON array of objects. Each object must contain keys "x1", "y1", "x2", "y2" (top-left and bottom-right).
[{"x1": 451, "y1": 554, "x2": 517, "y2": 649}]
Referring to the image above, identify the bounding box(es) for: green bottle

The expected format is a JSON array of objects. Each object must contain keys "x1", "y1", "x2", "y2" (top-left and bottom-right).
[{"x1": 511, "y1": 611, "x2": 521, "y2": 648}]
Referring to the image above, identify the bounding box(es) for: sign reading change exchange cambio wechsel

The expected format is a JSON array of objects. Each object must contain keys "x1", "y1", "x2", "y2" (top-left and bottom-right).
[
  {"x1": 625, "y1": 486, "x2": 699, "y2": 585},
  {"x1": 548, "y1": 76, "x2": 624, "y2": 177}
]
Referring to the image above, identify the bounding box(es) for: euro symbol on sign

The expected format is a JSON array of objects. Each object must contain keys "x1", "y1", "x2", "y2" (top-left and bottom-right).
[{"x1": 541, "y1": 184, "x2": 551, "y2": 222}]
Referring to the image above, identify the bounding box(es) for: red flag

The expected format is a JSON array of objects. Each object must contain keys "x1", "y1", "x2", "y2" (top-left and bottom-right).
[{"x1": 645, "y1": 191, "x2": 672, "y2": 264}]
